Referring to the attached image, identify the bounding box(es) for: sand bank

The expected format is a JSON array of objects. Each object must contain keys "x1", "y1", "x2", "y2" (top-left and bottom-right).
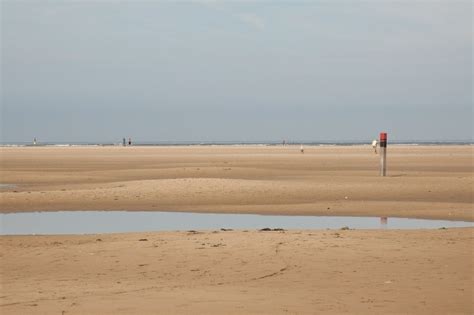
[{"x1": 0, "y1": 145, "x2": 472, "y2": 220}]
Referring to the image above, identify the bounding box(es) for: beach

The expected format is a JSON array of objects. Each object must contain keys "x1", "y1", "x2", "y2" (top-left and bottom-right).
[
  {"x1": 1, "y1": 228, "x2": 472, "y2": 314},
  {"x1": 0, "y1": 145, "x2": 472, "y2": 220},
  {"x1": 1, "y1": 145, "x2": 473, "y2": 314}
]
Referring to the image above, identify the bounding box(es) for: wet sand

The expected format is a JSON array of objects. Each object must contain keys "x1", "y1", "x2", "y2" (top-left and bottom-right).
[{"x1": 0, "y1": 145, "x2": 473, "y2": 314}]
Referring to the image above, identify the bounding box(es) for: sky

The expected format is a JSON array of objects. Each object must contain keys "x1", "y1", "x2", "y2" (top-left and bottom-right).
[{"x1": 1, "y1": 0, "x2": 472, "y2": 143}]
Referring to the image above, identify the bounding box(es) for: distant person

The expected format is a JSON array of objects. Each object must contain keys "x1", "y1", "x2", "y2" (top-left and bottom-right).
[
  {"x1": 123, "y1": 138, "x2": 126, "y2": 146},
  {"x1": 300, "y1": 144, "x2": 304, "y2": 154},
  {"x1": 33, "y1": 138, "x2": 37, "y2": 145},
  {"x1": 128, "y1": 138, "x2": 132, "y2": 146},
  {"x1": 372, "y1": 139, "x2": 377, "y2": 154}
]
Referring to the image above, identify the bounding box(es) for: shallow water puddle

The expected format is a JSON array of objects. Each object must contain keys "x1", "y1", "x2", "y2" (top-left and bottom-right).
[
  {"x1": 0, "y1": 211, "x2": 472, "y2": 235},
  {"x1": 0, "y1": 184, "x2": 16, "y2": 189}
]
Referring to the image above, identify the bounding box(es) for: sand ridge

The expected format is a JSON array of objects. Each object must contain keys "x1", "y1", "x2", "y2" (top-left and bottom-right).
[{"x1": 0, "y1": 145, "x2": 472, "y2": 220}]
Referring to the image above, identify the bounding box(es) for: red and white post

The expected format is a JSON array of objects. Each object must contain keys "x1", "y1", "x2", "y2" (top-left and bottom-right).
[{"x1": 380, "y1": 132, "x2": 387, "y2": 176}]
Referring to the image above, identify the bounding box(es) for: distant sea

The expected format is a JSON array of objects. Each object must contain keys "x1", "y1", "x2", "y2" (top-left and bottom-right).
[{"x1": 1, "y1": 140, "x2": 472, "y2": 147}]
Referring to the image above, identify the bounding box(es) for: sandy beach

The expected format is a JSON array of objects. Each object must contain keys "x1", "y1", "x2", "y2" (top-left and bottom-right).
[
  {"x1": 1, "y1": 145, "x2": 473, "y2": 314},
  {"x1": 0, "y1": 145, "x2": 472, "y2": 220},
  {"x1": 1, "y1": 228, "x2": 473, "y2": 314},
  {"x1": 3, "y1": 0, "x2": 472, "y2": 312}
]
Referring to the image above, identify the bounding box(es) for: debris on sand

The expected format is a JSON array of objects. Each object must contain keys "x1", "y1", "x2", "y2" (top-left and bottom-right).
[
  {"x1": 259, "y1": 228, "x2": 285, "y2": 232},
  {"x1": 138, "y1": 238, "x2": 148, "y2": 241}
]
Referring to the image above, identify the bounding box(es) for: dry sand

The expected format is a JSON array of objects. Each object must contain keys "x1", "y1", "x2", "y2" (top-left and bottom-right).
[
  {"x1": 0, "y1": 145, "x2": 472, "y2": 220},
  {"x1": 1, "y1": 229, "x2": 473, "y2": 314},
  {"x1": 1, "y1": 145, "x2": 473, "y2": 314}
]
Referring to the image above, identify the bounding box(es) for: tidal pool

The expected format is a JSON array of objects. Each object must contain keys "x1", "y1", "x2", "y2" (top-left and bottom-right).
[
  {"x1": 0, "y1": 211, "x2": 472, "y2": 235},
  {"x1": 0, "y1": 184, "x2": 16, "y2": 189}
]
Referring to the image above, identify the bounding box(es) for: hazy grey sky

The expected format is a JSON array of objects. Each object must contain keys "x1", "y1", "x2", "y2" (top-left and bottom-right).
[{"x1": 1, "y1": 0, "x2": 472, "y2": 142}]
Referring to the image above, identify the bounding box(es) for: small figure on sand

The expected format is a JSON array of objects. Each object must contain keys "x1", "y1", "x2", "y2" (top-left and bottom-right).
[
  {"x1": 372, "y1": 139, "x2": 377, "y2": 154},
  {"x1": 128, "y1": 138, "x2": 132, "y2": 146},
  {"x1": 122, "y1": 138, "x2": 126, "y2": 146},
  {"x1": 33, "y1": 137, "x2": 37, "y2": 145},
  {"x1": 300, "y1": 144, "x2": 304, "y2": 154}
]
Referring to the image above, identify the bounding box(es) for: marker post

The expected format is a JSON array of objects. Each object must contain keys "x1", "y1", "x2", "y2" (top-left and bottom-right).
[{"x1": 380, "y1": 132, "x2": 387, "y2": 176}]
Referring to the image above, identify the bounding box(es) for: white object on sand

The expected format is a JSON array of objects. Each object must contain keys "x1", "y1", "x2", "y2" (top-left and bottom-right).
[{"x1": 372, "y1": 140, "x2": 378, "y2": 154}]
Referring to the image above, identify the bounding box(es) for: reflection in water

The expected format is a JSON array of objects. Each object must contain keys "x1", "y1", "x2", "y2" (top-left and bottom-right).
[
  {"x1": 0, "y1": 211, "x2": 472, "y2": 235},
  {"x1": 0, "y1": 184, "x2": 16, "y2": 189},
  {"x1": 380, "y1": 217, "x2": 388, "y2": 228}
]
